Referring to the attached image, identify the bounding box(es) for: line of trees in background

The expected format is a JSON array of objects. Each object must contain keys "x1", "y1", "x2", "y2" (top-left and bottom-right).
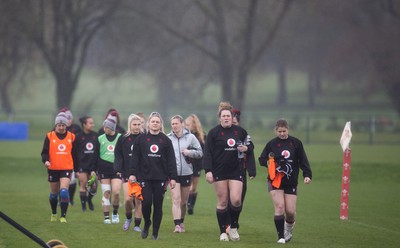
[{"x1": 0, "y1": 0, "x2": 399, "y2": 117}]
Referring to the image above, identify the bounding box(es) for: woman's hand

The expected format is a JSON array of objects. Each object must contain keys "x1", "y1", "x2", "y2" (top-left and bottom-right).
[
  {"x1": 169, "y1": 179, "x2": 176, "y2": 189},
  {"x1": 129, "y1": 175, "x2": 137, "y2": 183},
  {"x1": 44, "y1": 161, "x2": 51, "y2": 168},
  {"x1": 206, "y1": 172, "x2": 214, "y2": 184},
  {"x1": 237, "y1": 144, "x2": 248, "y2": 152},
  {"x1": 304, "y1": 177, "x2": 311, "y2": 184}
]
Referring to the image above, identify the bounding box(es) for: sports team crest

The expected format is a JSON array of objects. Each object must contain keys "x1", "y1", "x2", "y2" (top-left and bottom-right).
[
  {"x1": 107, "y1": 144, "x2": 115, "y2": 152},
  {"x1": 150, "y1": 144, "x2": 159, "y2": 153},
  {"x1": 281, "y1": 150, "x2": 290, "y2": 159},
  {"x1": 86, "y1": 142, "x2": 94, "y2": 150},
  {"x1": 227, "y1": 138, "x2": 236, "y2": 147},
  {"x1": 58, "y1": 144, "x2": 66, "y2": 151}
]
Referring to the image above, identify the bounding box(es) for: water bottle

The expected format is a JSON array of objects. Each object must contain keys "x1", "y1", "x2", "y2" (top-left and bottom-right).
[{"x1": 237, "y1": 140, "x2": 244, "y2": 159}]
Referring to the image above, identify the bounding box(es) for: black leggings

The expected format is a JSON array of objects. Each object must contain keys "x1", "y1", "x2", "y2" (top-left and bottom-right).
[{"x1": 140, "y1": 180, "x2": 167, "y2": 236}]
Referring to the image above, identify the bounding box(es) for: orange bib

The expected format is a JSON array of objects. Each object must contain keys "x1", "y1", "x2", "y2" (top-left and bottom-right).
[
  {"x1": 47, "y1": 131, "x2": 75, "y2": 170},
  {"x1": 268, "y1": 155, "x2": 283, "y2": 188}
]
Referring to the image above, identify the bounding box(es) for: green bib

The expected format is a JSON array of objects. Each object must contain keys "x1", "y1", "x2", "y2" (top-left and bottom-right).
[{"x1": 98, "y1": 133, "x2": 121, "y2": 163}]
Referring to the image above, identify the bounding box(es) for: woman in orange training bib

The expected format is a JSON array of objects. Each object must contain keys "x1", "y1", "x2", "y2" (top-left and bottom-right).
[
  {"x1": 258, "y1": 119, "x2": 312, "y2": 244},
  {"x1": 41, "y1": 112, "x2": 78, "y2": 223}
]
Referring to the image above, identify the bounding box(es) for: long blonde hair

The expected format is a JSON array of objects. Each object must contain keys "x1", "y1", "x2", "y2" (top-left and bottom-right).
[{"x1": 185, "y1": 114, "x2": 205, "y2": 144}]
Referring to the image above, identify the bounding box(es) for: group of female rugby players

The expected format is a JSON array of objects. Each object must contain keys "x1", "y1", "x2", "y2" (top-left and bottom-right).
[{"x1": 41, "y1": 102, "x2": 312, "y2": 244}]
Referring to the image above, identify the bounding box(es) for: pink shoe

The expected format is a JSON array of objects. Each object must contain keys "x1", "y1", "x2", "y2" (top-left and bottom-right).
[
  {"x1": 173, "y1": 225, "x2": 182, "y2": 233},
  {"x1": 180, "y1": 223, "x2": 185, "y2": 233}
]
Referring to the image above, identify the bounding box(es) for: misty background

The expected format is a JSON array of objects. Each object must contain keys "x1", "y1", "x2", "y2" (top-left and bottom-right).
[{"x1": 0, "y1": 0, "x2": 399, "y2": 143}]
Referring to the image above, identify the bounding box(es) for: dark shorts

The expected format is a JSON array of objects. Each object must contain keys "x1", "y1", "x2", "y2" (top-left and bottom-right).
[
  {"x1": 139, "y1": 180, "x2": 169, "y2": 193},
  {"x1": 78, "y1": 168, "x2": 91, "y2": 174},
  {"x1": 192, "y1": 161, "x2": 203, "y2": 177},
  {"x1": 214, "y1": 173, "x2": 243, "y2": 182},
  {"x1": 175, "y1": 175, "x2": 192, "y2": 187},
  {"x1": 48, "y1": 170, "x2": 73, "y2": 183},
  {"x1": 267, "y1": 181, "x2": 297, "y2": 195},
  {"x1": 98, "y1": 172, "x2": 122, "y2": 180},
  {"x1": 121, "y1": 174, "x2": 131, "y2": 183}
]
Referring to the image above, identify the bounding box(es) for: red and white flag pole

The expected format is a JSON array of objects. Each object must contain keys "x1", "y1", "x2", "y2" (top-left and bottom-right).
[{"x1": 339, "y1": 122, "x2": 352, "y2": 220}]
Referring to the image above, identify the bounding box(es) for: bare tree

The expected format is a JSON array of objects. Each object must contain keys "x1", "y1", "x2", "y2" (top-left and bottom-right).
[
  {"x1": 129, "y1": 0, "x2": 292, "y2": 110},
  {"x1": 10, "y1": 0, "x2": 121, "y2": 109},
  {"x1": 0, "y1": 2, "x2": 32, "y2": 118}
]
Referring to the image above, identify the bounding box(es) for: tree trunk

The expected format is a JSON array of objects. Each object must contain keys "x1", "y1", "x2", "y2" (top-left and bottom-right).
[
  {"x1": 0, "y1": 78, "x2": 14, "y2": 118},
  {"x1": 308, "y1": 70, "x2": 315, "y2": 107},
  {"x1": 54, "y1": 73, "x2": 76, "y2": 109},
  {"x1": 277, "y1": 62, "x2": 287, "y2": 106},
  {"x1": 211, "y1": 0, "x2": 233, "y2": 102}
]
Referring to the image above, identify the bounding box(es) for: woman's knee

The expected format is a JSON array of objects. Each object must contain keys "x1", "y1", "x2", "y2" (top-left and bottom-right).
[{"x1": 274, "y1": 203, "x2": 285, "y2": 215}]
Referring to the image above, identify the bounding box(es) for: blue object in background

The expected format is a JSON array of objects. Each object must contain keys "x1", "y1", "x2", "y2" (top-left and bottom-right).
[{"x1": 0, "y1": 122, "x2": 29, "y2": 141}]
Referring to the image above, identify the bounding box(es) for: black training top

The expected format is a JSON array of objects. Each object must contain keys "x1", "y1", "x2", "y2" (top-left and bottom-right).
[
  {"x1": 259, "y1": 135, "x2": 312, "y2": 186},
  {"x1": 67, "y1": 123, "x2": 82, "y2": 135},
  {"x1": 203, "y1": 124, "x2": 251, "y2": 180},
  {"x1": 129, "y1": 132, "x2": 177, "y2": 181},
  {"x1": 114, "y1": 133, "x2": 141, "y2": 176},
  {"x1": 75, "y1": 130, "x2": 99, "y2": 172}
]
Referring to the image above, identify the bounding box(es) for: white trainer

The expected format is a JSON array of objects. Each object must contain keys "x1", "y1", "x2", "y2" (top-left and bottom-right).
[
  {"x1": 220, "y1": 233, "x2": 229, "y2": 241},
  {"x1": 284, "y1": 221, "x2": 295, "y2": 242},
  {"x1": 228, "y1": 227, "x2": 240, "y2": 241},
  {"x1": 104, "y1": 219, "x2": 111, "y2": 224},
  {"x1": 277, "y1": 238, "x2": 286, "y2": 244},
  {"x1": 112, "y1": 214, "x2": 120, "y2": 224}
]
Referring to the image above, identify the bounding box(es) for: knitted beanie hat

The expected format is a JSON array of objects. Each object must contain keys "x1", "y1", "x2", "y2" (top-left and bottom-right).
[
  {"x1": 103, "y1": 111, "x2": 118, "y2": 131},
  {"x1": 55, "y1": 112, "x2": 69, "y2": 126},
  {"x1": 58, "y1": 106, "x2": 73, "y2": 120}
]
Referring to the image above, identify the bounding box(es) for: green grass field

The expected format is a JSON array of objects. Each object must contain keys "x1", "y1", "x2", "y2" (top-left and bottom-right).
[{"x1": 1, "y1": 141, "x2": 399, "y2": 248}]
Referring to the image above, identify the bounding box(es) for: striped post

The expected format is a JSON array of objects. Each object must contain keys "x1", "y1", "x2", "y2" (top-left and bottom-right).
[{"x1": 340, "y1": 148, "x2": 351, "y2": 220}]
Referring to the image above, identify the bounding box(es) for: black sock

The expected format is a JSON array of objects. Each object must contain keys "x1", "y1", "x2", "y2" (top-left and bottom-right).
[
  {"x1": 49, "y1": 195, "x2": 58, "y2": 214},
  {"x1": 134, "y1": 218, "x2": 141, "y2": 227},
  {"x1": 113, "y1": 206, "x2": 118, "y2": 215},
  {"x1": 60, "y1": 202, "x2": 68, "y2": 218},
  {"x1": 229, "y1": 205, "x2": 242, "y2": 228},
  {"x1": 216, "y1": 208, "x2": 228, "y2": 234},
  {"x1": 69, "y1": 183, "x2": 76, "y2": 203},
  {"x1": 80, "y1": 192, "x2": 87, "y2": 208},
  {"x1": 274, "y1": 215, "x2": 285, "y2": 239}
]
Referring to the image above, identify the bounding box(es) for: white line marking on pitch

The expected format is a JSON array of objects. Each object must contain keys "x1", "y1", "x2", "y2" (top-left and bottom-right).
[{"x1": 348, "y1": 220, "x2": 400, "y2": 234}]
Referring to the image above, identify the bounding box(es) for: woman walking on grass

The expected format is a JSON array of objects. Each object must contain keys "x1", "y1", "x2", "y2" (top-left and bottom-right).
[
  {"x1": 41, "y1": 112, "x2": 78, "y2": 223},
  {"x1": 114, "y1": 113, "x2": 143, "y2": 232},
  {"x1": 75, "y1": 115, "x2": 99, "y2": 212},
  {"x1": 203, "y1": 102, "x2": 253, "y2": 242},
  {"x1": 258, "y1": 118, "x2": 312, "y2": 244},
  {"x1": 184, "y1": 114, "x2": 206, "y2": 215},
  {"x1": 225, "y1": 109, "x2": 256, "y2": 232},
  {"x1": 167, "y1": 115, "x2": 203, "y2": 233},
  {"x1": 129, "y1": 112, "x2": 177, "y2": 240},
  {"x1": 96, "y1": 112, "x2": 122, "y2": 224}
]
